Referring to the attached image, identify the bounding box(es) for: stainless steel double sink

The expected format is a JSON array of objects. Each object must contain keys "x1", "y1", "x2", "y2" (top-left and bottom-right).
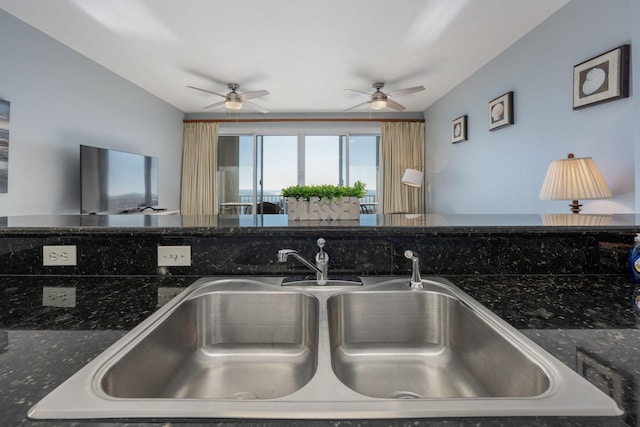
[{"x1": 29, "y1": 276, "x2": 622, "y2": 420}]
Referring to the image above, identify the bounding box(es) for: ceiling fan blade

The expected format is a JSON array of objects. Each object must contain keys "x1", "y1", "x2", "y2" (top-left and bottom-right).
[
  {"x1": 385, "y1": 99, "x2": 406, "y2": 111},
  {"x1": 344, "y1": 100, "x2": 372, "y2": 111},
  {"x1": 243, "y1": 100, "x2": 269, "y2": 114},
  {"x1": 345, "y1": 89, "x2": 372, "y2": 97},
  {"x1": 187, "y1": 85, "x2": 227, "y2": 98},
  {"x1": 203, "y1": 100, "x2": 226, "y2": 109},
  {"x1": 386, "y1": 85, "x2": 425, "y2": 97},
  {"x1": 240, "y1": 90, "x2": 269, "y2": 101}
]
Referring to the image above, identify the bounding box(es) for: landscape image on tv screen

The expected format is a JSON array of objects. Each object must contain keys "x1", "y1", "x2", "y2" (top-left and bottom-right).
[{"x1": 81, "y1": 145, "x2": 158, "y2": 214}]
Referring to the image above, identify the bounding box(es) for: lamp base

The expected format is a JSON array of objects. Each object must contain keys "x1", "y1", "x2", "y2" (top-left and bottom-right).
[{"x1": 569, "y1": 200, "x2": 583, "y2": 214}]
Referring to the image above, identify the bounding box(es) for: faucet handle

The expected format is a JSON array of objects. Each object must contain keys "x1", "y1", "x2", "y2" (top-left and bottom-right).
[
  {"x1": 277, "y1": 249, "x2": 295, "y2": 262},
  {"x1": 404, "y1": 250, "x2": 423, "y2": 290},
  {"x1": 316, "y1": 237, "x2": 327, "y2": 262},
  {"x1": 404, "y1": 249, "x2": 417, "y2": 259}
]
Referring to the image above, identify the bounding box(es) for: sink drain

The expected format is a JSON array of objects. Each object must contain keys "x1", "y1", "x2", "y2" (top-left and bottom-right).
[
  {"x1": 229, "y1": 391, "x2": 259, "y2": 400},
  {"x1": 387, "y1": 391, "x2": 423, "y2": 399}
]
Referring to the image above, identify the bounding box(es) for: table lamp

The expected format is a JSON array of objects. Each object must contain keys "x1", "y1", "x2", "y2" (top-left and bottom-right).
[
  {"x1": 539, "y1": 153, "x2": 612, "y2": 213},
  {"x1": 401, "y1": 168, "x2": 423, "y2": 187}
]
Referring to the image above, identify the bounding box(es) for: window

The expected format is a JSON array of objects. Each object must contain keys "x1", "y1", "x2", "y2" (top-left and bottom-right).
[
  {"x1": 217, "y1": 135, "x2": 253, "y2": 214},
  {"x1": 217, "y1": 131, "x2": 379, "y2": 214},
  {"x1": 260, "y1": 135, "x2": 298, "y2": 194},
  {"x1": 348, "y1": 135, "x2": 379, "y2": 211},
  {"x1": 304, "y1": 135, "x2": 342, "y2": 185}
]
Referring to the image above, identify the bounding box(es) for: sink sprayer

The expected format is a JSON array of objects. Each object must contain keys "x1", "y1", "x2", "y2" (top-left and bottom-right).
[{"x1": 404, "y1": 250, "x2": 423, "y2": 290}]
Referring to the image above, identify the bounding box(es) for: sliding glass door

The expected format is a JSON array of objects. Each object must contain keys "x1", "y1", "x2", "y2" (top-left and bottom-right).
[
  {"x1": 304, "y1": 135, "x2": 343, "y2": 185},
  {"x1": 217, "y1": 135, "x2": 252, "y2": 214},
  {"x1": 348, "y1": 135, "x2": 379, "y2": 213},
  {"x1": 217, "y1": 133, "x2": 379, "y2": 215},
  {"x1": 258, "y1": 135, "x2": 297, "y2": 213}
]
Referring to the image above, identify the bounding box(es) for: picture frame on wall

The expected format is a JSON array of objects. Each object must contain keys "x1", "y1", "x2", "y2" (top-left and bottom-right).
[
  {"x1": 452, "y1": 115, "x2": 467, "y2": 143},
  {"x1": 573, "y1": 44, "x2": 630, "y2": 110},
  {"x1": 0, "y1": 99, "x2": 9, "y2": 194},
  {"x1": 488, "y1": 92, "x2": 513, "y2": 131}
]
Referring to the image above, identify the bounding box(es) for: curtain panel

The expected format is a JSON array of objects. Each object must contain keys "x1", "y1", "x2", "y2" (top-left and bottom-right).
[
  {"x1": 180, "y1": 122, "x2": 219, "y2": 215},
  {"x1": 381, "y1": 122, "x2": 425, "y2": 214}
]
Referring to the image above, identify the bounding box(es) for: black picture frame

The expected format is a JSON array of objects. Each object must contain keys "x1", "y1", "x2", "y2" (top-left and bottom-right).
[
  {"x1": 0, "y1": 99, "x2": 9, "y2": 194},
  {"x1": 488, "y1": 92, "x2": 514, "y2": 131},
  {"x1": 452, "y1": 115, "x2": 468, "y2": 143},
  {"x1": 573, "y1": 44, "x2": 630, "y2": 110}
]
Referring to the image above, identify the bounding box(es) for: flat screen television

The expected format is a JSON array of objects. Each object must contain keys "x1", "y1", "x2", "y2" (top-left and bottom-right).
[{"x1": 80, "y1": 145, "x2": 158, "y2": 214}]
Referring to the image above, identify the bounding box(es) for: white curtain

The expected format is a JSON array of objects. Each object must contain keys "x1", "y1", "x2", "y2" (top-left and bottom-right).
[
  {"x1": 381, "y1": 122, "x2": 425, "y2": 214},
  {"x1": 180, "y1": 122, "x2": 219, "y2": 215}
]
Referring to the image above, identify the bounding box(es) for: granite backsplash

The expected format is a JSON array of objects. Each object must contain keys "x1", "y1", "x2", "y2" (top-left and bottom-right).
[
  {"x1": 0, "y1": 228, "x2": 633, "y2": 277},
  {"x1": 1, "y1": 216, "x2": 637, "y2": 330}
]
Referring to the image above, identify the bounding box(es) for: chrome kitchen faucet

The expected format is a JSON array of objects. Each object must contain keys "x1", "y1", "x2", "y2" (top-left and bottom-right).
[{"x1": 278, "y1": 238, "x2": 329, "y2": 285}]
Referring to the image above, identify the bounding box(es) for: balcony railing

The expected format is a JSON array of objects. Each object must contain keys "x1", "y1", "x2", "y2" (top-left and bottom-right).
[{"x1": 220, "y1": 194, "x2": 377, "y2": 215}]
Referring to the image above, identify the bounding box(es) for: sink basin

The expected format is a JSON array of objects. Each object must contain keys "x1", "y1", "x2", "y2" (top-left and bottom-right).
[
  {"x1": 29, "y1": 276, "x2": 623, "y2": 420},
  {"x1": 328, "y1": 290, "x2": 548, "y2": 399},
  {"x1": 102, "y1": 288, "x2": 318, "y2": 399}
]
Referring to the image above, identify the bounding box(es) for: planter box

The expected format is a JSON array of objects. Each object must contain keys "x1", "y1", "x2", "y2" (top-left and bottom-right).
[{"x1": 287, "y1": 197, "x2": 360, "y2": 221}]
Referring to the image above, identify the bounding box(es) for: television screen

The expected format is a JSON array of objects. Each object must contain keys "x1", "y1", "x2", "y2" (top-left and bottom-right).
[{"x1": 80, "y1": 145, "x2": 158, "y2": 214}]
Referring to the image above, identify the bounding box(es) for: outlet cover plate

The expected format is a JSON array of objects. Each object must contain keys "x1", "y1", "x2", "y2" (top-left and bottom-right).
[
  {"x1": 42, "y1": 286, "x2": 77, "y2": 307},
  {"x1": 43, "y1": 245, "x2": 77, "y2": 266},
  {"x1": 157, "y1": 246, "x2": 191, "y2": 266}
]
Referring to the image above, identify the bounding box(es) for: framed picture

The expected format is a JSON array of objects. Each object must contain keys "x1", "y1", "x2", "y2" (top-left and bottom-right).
[
  {"x1": 573, "y1": 44, "x2": 630, "y2": 110},
  {"x1": 0, "y1": 99, "x2": 9, "y2": 193},
  {"x1": 451, "y1": 115, "x2": 467, "y2": 143},
  {"x1": 488, "y1": 92, "x2": 513, "y2": 131}
]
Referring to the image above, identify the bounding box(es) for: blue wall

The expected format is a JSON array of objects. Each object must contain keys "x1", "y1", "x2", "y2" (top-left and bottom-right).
[
  {"x1": 424, "y1": 0, "x2": 637, "y2": 214},
  {"x1": 0, "y1": 10, "x2": 184, "y2": 216}
]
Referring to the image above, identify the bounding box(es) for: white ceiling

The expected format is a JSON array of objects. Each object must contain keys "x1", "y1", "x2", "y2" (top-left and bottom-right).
[{"x1": 0, "y1": 0, "x2": 569, "y2": 114}]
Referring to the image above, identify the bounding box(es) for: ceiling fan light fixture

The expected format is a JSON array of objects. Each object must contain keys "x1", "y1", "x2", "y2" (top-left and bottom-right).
[
  {"x1": 225, "y1": 99, "x2": 242, "y2": 110},
  {"x1": 371, "y1": 99, "x2": 387, "y2": 110}
]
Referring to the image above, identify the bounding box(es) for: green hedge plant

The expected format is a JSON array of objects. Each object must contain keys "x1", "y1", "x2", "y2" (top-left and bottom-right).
[{"x1": 281, "y1": 181, "x2": 366, "y2": 200}]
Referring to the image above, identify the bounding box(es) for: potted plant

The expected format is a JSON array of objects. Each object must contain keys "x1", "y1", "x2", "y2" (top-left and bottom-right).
[{"x1": 281, "y1": 181, "x2": 366, "y2": 220}]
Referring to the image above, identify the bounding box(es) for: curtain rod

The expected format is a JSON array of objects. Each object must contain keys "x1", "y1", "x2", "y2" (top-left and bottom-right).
[{"x1": 183, "y1": 118, "x2": 425, "y2": 123}]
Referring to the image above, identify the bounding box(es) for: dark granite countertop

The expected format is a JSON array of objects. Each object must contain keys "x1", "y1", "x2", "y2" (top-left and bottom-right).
[
  {"x1": 2, "y1": 214, "x2": 640, "y2": 235},
  {"x1": 1, "y1": 274, "x2": 638, "y2": 427}
]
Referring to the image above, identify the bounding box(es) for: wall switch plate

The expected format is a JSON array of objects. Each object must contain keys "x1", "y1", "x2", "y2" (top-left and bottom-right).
[
  {"x1": 157, "y1": 287, "x2": 184, "y2": 306},
  {"x1": 43, "y1": 245, "x2": 77, "y2": 266},
  {"x1": 42, "y1": 286, "x2": 76, "y2": 307},
  {"x1": 157, "y1": 246, "x2": 191, "y2": 266}
]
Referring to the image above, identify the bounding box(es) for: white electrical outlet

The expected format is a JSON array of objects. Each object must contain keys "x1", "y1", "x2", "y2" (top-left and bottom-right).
[
  {"x1": 157, "y1": 287, "x2": 184, "y2": 306},
  {"x1": 43, "y1": 245, "x2": 77, "y2": 266},
  {"x1": 157, "y1": 246, "x2": 191, "y2": 266},
  {"x1": 42, "y1": 287, "x2": 76, "y2": 307}
]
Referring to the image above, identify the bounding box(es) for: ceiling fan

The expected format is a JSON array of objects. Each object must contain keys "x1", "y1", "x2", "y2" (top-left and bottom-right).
[
  {"x1": 187, "y1": 83, "x2": 270, "y2": 113},
  {"x1": 345, "y1": 82, "x2": 425, "y2": 111}
]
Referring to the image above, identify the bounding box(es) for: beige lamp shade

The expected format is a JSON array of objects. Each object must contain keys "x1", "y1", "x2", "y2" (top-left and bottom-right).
[
  {"x1": 539, "y1": 155, "x2": 612, "y2": 213},
  {"x1": 401, "y1": 168, "x2": 423, "y2": 187}
]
